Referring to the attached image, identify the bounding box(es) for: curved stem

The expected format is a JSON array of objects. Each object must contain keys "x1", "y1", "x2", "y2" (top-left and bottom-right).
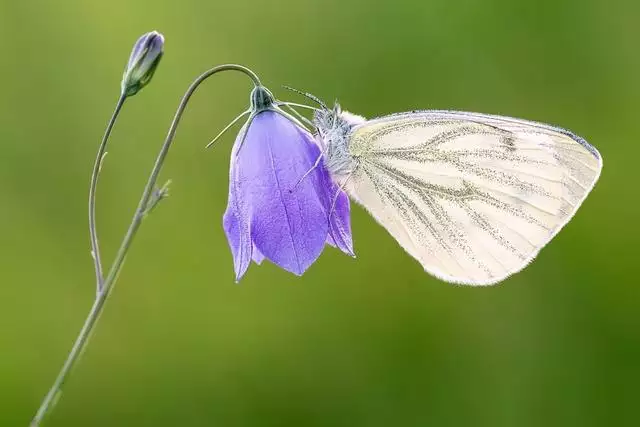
[
  {"x1": 30, "y1": 64, "x2": 261, "y2": 427},
  {"x1": 89, "y1": 94, "x2": 127, "y2": 294}
]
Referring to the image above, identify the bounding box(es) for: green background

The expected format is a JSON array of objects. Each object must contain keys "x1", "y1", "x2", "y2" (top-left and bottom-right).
[{"x1": 1, "y1": 0, "x2": 638, "y2": 425}]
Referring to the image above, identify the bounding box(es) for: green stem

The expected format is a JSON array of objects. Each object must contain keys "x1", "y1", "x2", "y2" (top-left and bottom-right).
[
  {"x1": 30, "y1": 64, "x2": 261, "y2": 427},
  {"x1": 89, "y1": 93, "x2": 127, "y2": 294}
]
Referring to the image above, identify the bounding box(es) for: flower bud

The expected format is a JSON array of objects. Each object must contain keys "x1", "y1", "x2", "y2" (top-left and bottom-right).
[{"x1": 121, "y1": 31, "x2": 164, "y2": 97}]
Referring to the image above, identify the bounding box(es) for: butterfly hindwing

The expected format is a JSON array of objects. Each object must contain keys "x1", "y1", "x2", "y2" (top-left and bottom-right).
[{"x1": 343, "y1": 111, "x2": 602, "y2": 285}]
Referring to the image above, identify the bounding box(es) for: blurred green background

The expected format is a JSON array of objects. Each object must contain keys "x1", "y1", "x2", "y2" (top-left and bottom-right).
[{"x1": 1, "y1": 0, "x2": 638, "y2": 425}]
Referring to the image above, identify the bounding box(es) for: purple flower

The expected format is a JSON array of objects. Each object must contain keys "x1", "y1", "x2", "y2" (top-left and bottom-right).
[{"x1": 223, "y1": 86, "x2": 353, "y2": 281}]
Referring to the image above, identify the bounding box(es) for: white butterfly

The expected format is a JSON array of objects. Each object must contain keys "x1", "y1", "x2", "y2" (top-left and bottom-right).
[{"x1": 311, "y1": 104, "x2": 602, "y2": 286}]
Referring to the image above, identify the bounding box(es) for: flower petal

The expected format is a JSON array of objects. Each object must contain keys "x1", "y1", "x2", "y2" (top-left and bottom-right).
[
  {"x1": 252, "y1": 244, "x2": 265, "y2": 265},
  {"x1": 233, "y1": 111, "x2": 329, "y2": 275},
  {"x1": 223, "y1": 169, "x2": 252, "y2": 281},
  {"x1": 319, "y1": 165, "x2": 354, "y2": 256},
  {"x1": 328, "y1": 191, "x2": 354, "y2": 256},
  {"x1": 309, "y1": 134, "x2": 353, "y2": 256}
]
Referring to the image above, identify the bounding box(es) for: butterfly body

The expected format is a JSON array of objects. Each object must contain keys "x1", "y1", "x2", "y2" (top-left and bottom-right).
[
  {"x1": 313, "y1": 105, "x2": 602, "y2": 286},
  {"x1": 314, "y1": 105, "x2": 365, "y2": 178}
]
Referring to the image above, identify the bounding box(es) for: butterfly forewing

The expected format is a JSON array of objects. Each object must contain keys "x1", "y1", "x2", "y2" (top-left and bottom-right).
[{"x1": 345, "y1": 111, "x2": 602, "y2": 285}]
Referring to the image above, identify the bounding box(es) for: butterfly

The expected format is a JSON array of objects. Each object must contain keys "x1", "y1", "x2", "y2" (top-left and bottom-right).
[{"x1": 306, "y1": 102, "x2": 602, "y2": 286}]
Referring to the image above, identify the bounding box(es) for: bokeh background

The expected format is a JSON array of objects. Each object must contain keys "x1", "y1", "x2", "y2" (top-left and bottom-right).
[{"x1": 1, "y1": 0, "x2": 638, "y2": 425}]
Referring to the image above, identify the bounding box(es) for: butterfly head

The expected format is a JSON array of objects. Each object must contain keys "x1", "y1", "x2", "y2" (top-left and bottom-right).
[
  {"x1": 281, "y1": 85, "x2": 365, "y2": 177},
  {"x1": 311, "y1": 103, "x2": 365, "y2": 179},
  {"x1": 313, "y1": 103, "x2": 341, "y2": 136}
]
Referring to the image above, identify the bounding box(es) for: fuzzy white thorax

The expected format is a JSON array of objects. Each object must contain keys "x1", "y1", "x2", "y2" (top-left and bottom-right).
[{"x1": 314, "y1": 105, "x2": 366, "y2": 180}]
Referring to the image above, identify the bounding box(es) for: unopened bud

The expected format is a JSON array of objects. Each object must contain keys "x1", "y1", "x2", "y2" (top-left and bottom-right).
[{"x1": 121, "y1": 31, "x2": 164, "y2": 97}]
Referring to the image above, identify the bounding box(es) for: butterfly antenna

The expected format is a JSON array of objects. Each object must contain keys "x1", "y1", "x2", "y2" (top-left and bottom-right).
[{"x1": 282, "y1": 85, "x2": 328, "y2": 110}]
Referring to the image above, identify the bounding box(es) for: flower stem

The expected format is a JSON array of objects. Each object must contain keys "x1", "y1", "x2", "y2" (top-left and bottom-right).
[
  {"x1": 30, "y1": 64, "x2": 261, "y2": 427},
  {"x1": 89, "y1": 93, "x2": 127, "y2": 294}
]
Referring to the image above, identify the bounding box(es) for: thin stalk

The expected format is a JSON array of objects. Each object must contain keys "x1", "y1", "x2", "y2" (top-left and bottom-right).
[
  {"x1": 30, "y1": 64, "x2": 261, "y2": 427},
  {"x1": 89, "y1": 94, "x2": 127, "y2": 294}
]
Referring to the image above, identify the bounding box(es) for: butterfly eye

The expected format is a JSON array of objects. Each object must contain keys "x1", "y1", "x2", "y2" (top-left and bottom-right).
[{"x1": 327, "y1": 115, "x2": 335, "y2": 127}]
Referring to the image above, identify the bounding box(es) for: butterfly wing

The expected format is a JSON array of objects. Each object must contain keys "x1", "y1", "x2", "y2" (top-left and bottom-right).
[{"x1": 344, "y1": 110, "x2": 602, "y2": 285}]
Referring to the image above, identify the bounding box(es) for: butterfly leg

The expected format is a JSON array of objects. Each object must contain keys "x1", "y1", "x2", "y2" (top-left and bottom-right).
[{"x1": 289, "y1": 151, "x2": 324, "y2": 193}]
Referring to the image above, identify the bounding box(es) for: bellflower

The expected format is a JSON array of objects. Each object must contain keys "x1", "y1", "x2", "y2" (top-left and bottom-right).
[{"x1": 224, "y1": 86, "x2": 353, "y2": 281}]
